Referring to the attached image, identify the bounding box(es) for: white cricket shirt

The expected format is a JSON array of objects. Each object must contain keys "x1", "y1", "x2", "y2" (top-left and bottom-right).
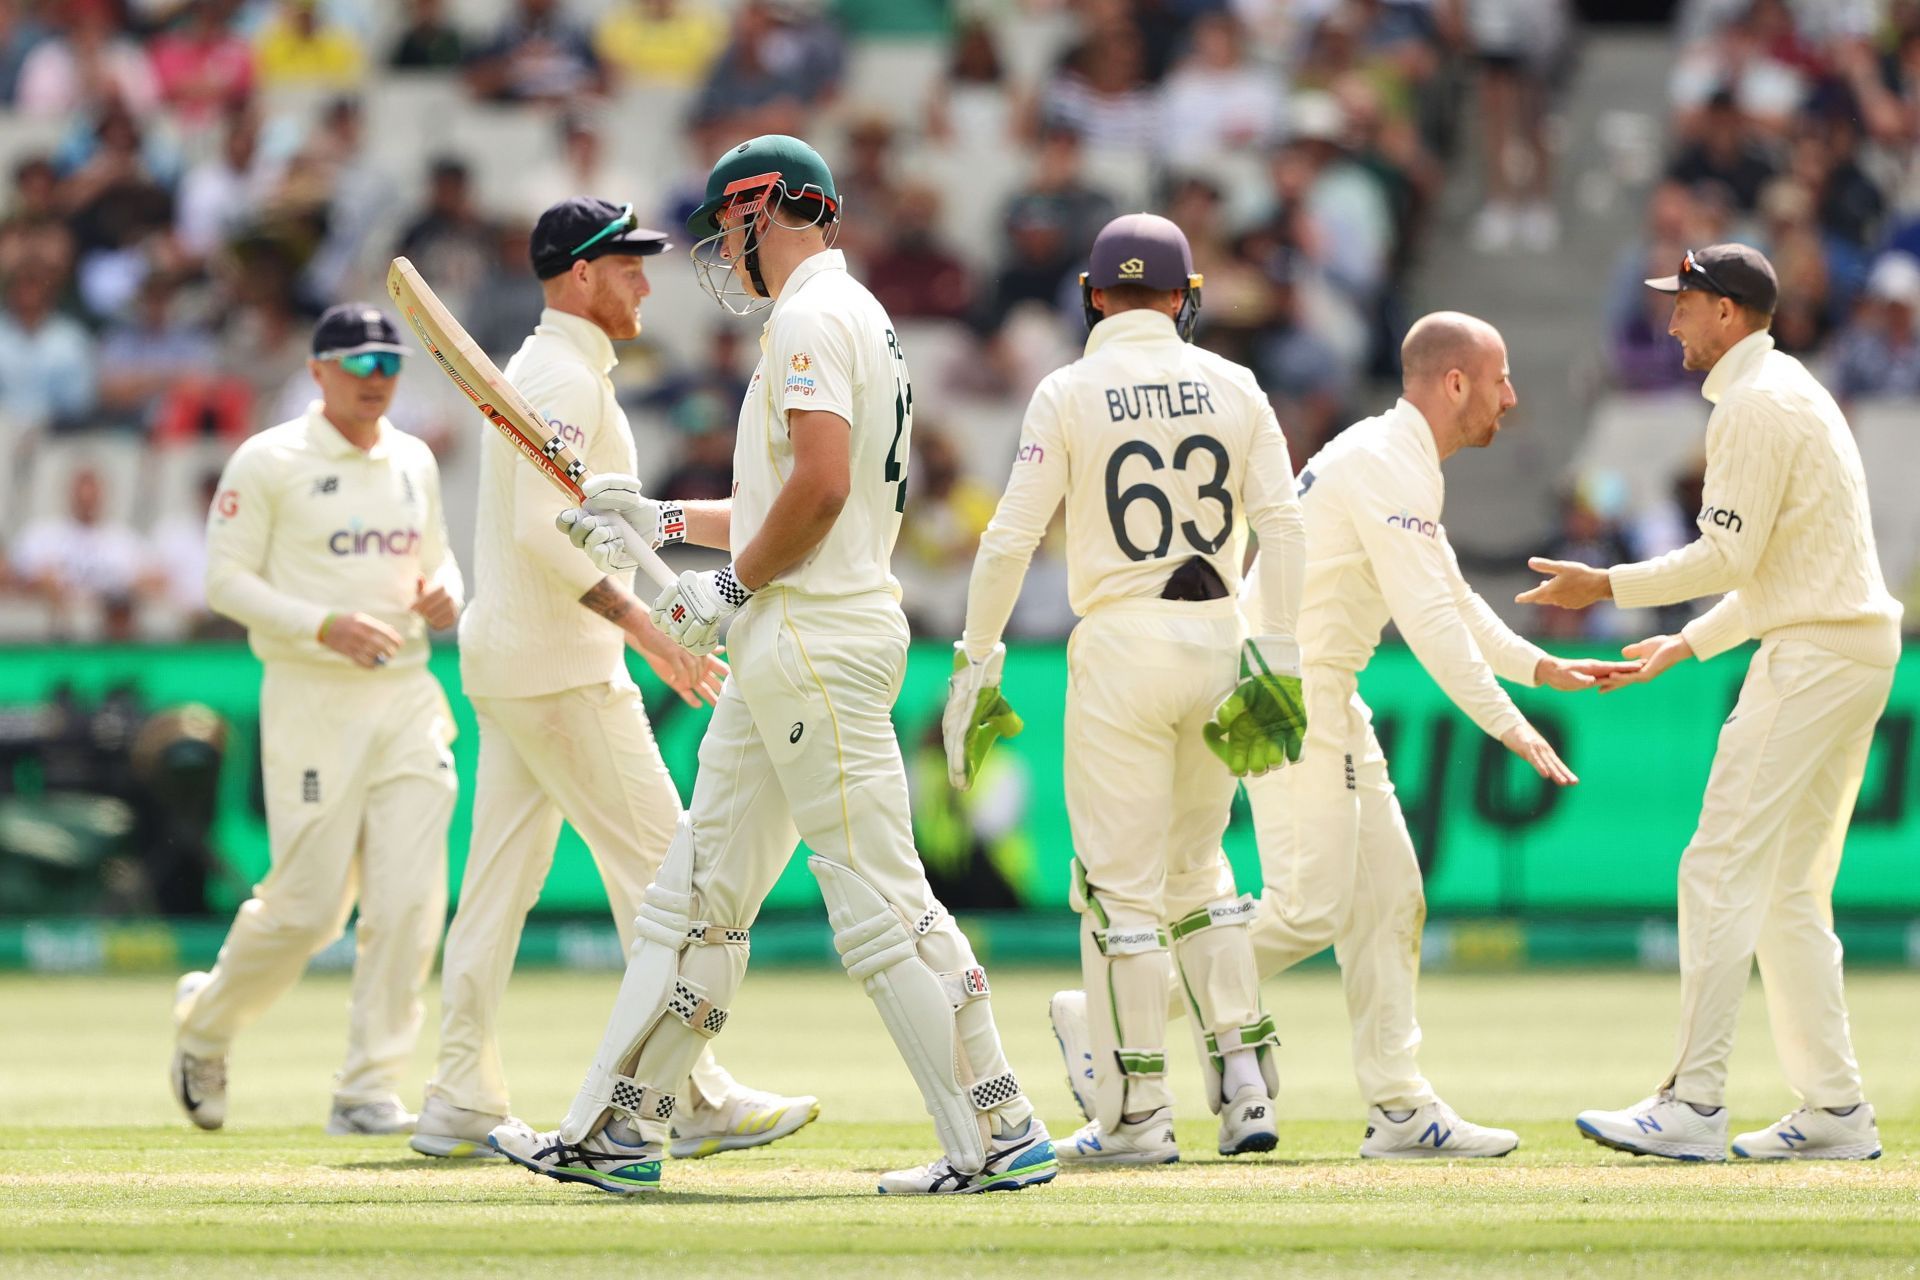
[
  {"x1": 732, "y1": 250, "x2": 906, "y2": 598},
  {"x1": 1279, "y1": 397, "x2": 1546, "y2": 739},
  {"x1": 1608, "y1": 330, "x2": 1903, "y2": 667},
  {"x1": 460, "y1": 308, "x2": 640, "y2": 699},
  {"x1": 206, "y1": 402, "x2": 461, "y2": 670},
  {"x1": 962, "y1": 308, "x2": 1306, "y2": 655}
]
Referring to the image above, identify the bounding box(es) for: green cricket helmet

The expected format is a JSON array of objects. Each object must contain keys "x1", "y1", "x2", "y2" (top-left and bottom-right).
[{"x1": 688, "y1": 134, "x2": 841, "y2": 315}]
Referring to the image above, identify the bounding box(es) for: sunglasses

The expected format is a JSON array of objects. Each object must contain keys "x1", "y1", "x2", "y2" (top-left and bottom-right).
[
  {"x1": 336, "y1": 351, "x2": 402, "y2": 378},
  {"x1": 572, "y1": 202, "x2": 638, "y2": 256},
  {"x1": 1680, "y1": 249, "x2": 1735, "y2": 301}
]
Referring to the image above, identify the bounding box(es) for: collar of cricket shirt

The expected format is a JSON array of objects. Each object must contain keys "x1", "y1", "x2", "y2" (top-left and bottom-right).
[
  {"x1": 763, "y1": 249, "x2": 847, "y2": 330},
  {"x1": 539, "y1": 306, "x2": 618, "y2": 375},
  {"x1": 306, "y1": 400, "x2": 392, "y2": 460},
  {"x1": 1084, "y1": 307, "x2": 1177, "y2": 357},
  {"x1": 1391, "y1": 396, "x2": 1441, "y2": 474},
  {"x1": 1701, "y1": 328, "x2": 1775, "y2": 405}
]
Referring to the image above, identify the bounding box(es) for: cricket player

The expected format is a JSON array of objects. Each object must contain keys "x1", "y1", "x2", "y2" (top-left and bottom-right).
[
  {"x1": 1522, "y1": 244, "x2": 1902, "y2": 1162},
  {"x1": 498, "y1": 134, "x2": 1058, "y2": 1196},
  {"x1": 172, "y1": 305, "x2": 462, "y2": 1135},
  {"x1": 1058, "y1": 312, "x2": 1635, "y2": 1159},
  {"x1": 947, "y1": 213, "x2": 1306, "y2": 1166},
  {"x1": 414, "y1": 197, "x2": 816, "y2": 1160}
]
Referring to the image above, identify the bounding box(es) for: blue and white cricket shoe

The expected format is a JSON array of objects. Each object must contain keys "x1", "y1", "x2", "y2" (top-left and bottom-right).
[
  {"x1": 1058, "y1": 1108, "x2": 1179, "y2": 1167},
  {"x1": 876, "y1": 1119, "x2": 1058, "y2": 1194},
  {"x1": 1576, "y1": 1091, "x2": 1727, "y2": 1162},
  {"x1": 1732, "y1": 1104, "x2": 1880, "y2": 1160},
  {"x1": 488, "y1": 1119, "x2": 663, "y2": 1194},
  {"x1": 1360, "y1": 1099, "x2": 1517, "y2": 1159},
  {"x1": 1047, "y1": 990, "x2": 1096, "y2": 1122}
]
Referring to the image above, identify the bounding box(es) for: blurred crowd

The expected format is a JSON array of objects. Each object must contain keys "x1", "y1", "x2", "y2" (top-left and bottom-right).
[{"x1": 1557, "y1": 0, "x2": 1920, "y2": 641}]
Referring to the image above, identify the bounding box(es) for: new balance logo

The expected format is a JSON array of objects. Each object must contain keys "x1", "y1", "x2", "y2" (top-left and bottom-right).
[
  {"x1": 1421, "y1": 1122, "x2": 1450, "y2": 1148},
  {"x1": 1242, "y1": 1105, "x2": 1267, "y2": 1121},
  {"x1": 1779, "y1": 1125, "x2": 1807, "y2": 1147},
  {"x1": 311, "y1": 476, "x2": 339, "y2": 496},
  {"x1": 1634, "y1": 1114, "x2": 1663, "y2": 1134}
]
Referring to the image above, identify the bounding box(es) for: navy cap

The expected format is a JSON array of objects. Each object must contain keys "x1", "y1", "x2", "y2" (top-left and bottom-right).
[
  {"x1": 1085, "y1": 212, "x2": 1195, "y2": 290},
  {"x1": 1645, "y1": 242, "x2": 1779, "y2": 314},
  {"x1": 312, "y1": 303, "x2": 410, "y2": 359},
  {"x1": 531, "y1": 196, "x2": 671, "y2": 280}
]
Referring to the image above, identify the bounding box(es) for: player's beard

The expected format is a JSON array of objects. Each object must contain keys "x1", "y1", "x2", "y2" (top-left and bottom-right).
[{"x1": 588, "y1": 273, "x2": 642, "y2": 341}]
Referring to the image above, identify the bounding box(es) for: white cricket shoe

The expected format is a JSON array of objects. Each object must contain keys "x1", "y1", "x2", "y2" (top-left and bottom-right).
[
  {"x1": 1059, "y1": 1107, "x2": 1179, "y2": 1167},
  {"x1": 1218, "y1": 1086, "x2": 1278, "y2": 1156},
  {"x1": 326, "y1": 1096, "x2": 417, "y2": 1136},
  {"x1": 1732, "y1": 1104, "x2": 1881, "y2": 1161},
  {"x1": 1361, "y1": 1099, "x2": 1518, "y2": 1159},
  {"x1": 1576, "y1": 1091, "x2": 1727, "y2": 1162},
  {"x1": 876, "y1": 1118, "x2": 1058, "y2": 1195},
  {"x1": 408, "y1": 1095, "x2": 510, "y2": 1158},
  {"x1": 1047, "y1": 988, "x2": 1096, "y2": 1121},
  {"x1": 489, "y1": 1120, "x2": 662, "y2": 1194},
  {"x1": 170, "y1": 971, "x2": 225, "y2": 1131},
  {"x1": 669, "y1": 1082, "x2": 820, "y2": 1159}
]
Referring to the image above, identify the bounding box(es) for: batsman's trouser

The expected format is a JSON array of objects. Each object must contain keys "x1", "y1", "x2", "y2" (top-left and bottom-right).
[
  {"x1": 429, "y1": 680, "x2": 733, "y2": 1116},
  {"x1": 175, "y1": 663, "x2": 456, "y2": 1106},
  {"x1": 1067, "y1": 600, "x2": 1266, "y2": 1120},
  {"x1": 1666, "y1": 638, "x2": 1892, "y2": 1109},
  {"x1": 1241, "y1": 664, "x2": 1437, "y2": 1112}
]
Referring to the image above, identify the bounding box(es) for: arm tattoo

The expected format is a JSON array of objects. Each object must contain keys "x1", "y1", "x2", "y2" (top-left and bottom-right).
[{"x1": 578, "y1": 577, "x2": 633, "y2": 623}]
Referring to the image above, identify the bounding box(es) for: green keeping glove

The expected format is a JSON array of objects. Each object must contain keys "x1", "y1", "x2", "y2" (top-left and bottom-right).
[
  {"x1": 943, "y1": 642, "x2": 1024, "y2": 790},
  {"x1": 1203, "y1": 635, "x2": 1307, "y2": 778}
]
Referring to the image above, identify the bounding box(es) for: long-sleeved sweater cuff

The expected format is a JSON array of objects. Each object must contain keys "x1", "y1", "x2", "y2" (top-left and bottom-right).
[
  {"x1": 1609, "y1": 557, "x2": 1718, "y2": 610},
  {"x1": 1681, "y1": 599, "x2": 1751, "y2": 661},
  {"x1": 962, "y1": 550, "x2": 1031, "y2": 662},
  {"x1": 1492, "y1": 638, "x2": 1550, "y2": 687}
]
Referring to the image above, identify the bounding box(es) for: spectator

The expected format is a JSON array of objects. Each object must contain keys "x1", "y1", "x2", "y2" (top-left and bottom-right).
[
  {"x1": 11, "y1": 467, "x2": 151, "y2": 637},
  {"x1": 866, "y1": 183, "x2": 974, "y2": 323},
  {"x1": 295, "y1": 96, "x2": 391, "y2": 304},
  {"x1": 640, "y1": 325, "x2": 752, "y2": 419},
  {"x1": 657, "y1": 417, "x2": 737, "y2": 502},
  {"x1": 1156, "y1": 11, "x2": 1284, "y2": 158},
  {"x1": 1665, "y1": 89, "x2": 1779, "y2": 214},
  {"x1": 1612, "y1": 251, "x2": 1700, "y2": 392},
  {"x1": 147, "y1": 0, "x2": 255, "y2": 129},
  {"x1": 595, "y1": 0, "x2": 725, "y2": 86},
  {"x1": 0, "y1": 264, "x2": 97, "y2": 432},
  {"x1": 895, "y1": 425, "x2": 994, "y2": 637},
  {"x1": 174, "y1": 104, "x2": 276, "y2": 262},
  {"x1": 461, "y1": 220, "x2": 543, "y2": 364},
  {"x1": 691, "y1": 0, "x2": 844, "y2": 133},
  {"x1": 388, "y1": 0, "x2": 465, "y2": 71},
  {"x1": 15, "y1": 1, "x2": 159, "y2": 118},
  {"x1": 827, "y1": 113, "x2": 904, "y2": 269},
  {"x1": 976, "y1": 195, "x2": 1078, "y2": 337},
  {"x1": 0, "y1": 156, "x2": 77, "y2": 285},
  {"x1": 1037, "y1": 23, "x2": 1158, "y2": 151},
  {"x1": 1754, "y1": 177, "x2": 1833, "y2": 354},
  {"x1": 1248, "y1": 247, "x2": 1353, "y2": 461},
  {"x1": 254, "y1": 0, "x2": 366, "y2": 90},
  {"x1": 395, "y1": 156, "x2": 495, "y2": 317},
  {"x1": 96, "y1": 273, "x2": 220, "y2": 434},
  {"x1": 147, "y1": 468, "x2": 222, "y2": 629},
  {"x1": 464, "y1": 0, "x2": 608, "y2": 105},
  {"x1": 1669, "y1": 0, "x2": 1814, "y2": 135},
  {"x1": 518, "y1": 113, "x2": 642, "y2": 223},
  {"x1": 1795, "y1": 112, "x2": 1882, "y2": 253},
  {"x1": 0, "y1": 0, "x2": 48, "y2": 104},
  {"x1": 1005, "y1": 125, "x2": 1114, "y2": 254},
  {"x1": 924, "y1": 14, "x2": 1005, "y2": 144},
  {"x1": 1531, "y1": 487, "x2": 1634, "y2": 640},
  {"x1": 1828, "y1": 252, "x2": 1920, "y2": 401},
  {"x1": 1467, "y1": 0, "x2": 1571, "y2": 252},
  {"x1": 1270, "y1": 93, "x2": 1394, "y2": 311}
]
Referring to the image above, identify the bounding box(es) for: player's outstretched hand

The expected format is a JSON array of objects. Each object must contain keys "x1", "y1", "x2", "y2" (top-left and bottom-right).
[
  {"x1": 411, "y1": 576, "x2": 460, "y2": 630},
  {"x1": 943, "y1": 642, "x2": 1023, "y2": 790},
  {"x1": 1533, "y1": 654, "x2": 1644, "y2": 691},
  {"x1": 1500, "y1": 721, "x2": 1577, "y2": 785},
  {"x1": 632, "y1": 615, "x2": 727, "y2": 707},
  {"x1": 1515, "y1": 557, "x2": 1612, "y2": 610},
  {"x1": 1596, "y1": 633, "x2": 1694, "y2": 694},
  {"x1": 1202, "y1": 636, "x2": 1307, "y2": 778},
  {"x1": 650, "y1": 567, "x2": 749, "y2": 656},
  {"x1": 320, "y1": 611, "x2": 402, "y2": 669}
]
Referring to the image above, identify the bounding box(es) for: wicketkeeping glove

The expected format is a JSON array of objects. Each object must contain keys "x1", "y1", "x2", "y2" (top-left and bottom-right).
[
  {"x1": 943, "y1": 642, "x2": 1023, "y2": 790},
  {"x1": 650, "y1": 565, "x2": 751, "y2": 656},
  {"x1": 1203, "y1": 636, "x2": 1307, "y2": 778},
  {"x1": 554, "y1": 473, "x2": 684, "y2": 575}
]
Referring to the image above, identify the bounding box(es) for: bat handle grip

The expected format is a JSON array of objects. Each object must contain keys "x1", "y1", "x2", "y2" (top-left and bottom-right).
[{"x1": 604, "y1": 511, "x2": 678, "y2": 595}]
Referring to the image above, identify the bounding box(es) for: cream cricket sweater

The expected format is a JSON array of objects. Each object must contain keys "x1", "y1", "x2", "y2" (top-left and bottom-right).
[
  {"x1": 1609, "y1": 330, "x2": 1903, "y2": 668},
  {"x1": 459, "y1": 309, "x2": 639, "y2": 699}
]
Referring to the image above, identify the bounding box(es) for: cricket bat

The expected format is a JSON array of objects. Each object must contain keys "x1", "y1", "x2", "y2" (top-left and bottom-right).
[{"x1": 385, "y1": 255, "x2": 677, "y2": 593}]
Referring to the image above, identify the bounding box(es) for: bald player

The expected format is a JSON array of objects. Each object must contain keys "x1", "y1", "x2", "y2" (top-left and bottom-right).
[
  {"x1": 1523, "y1": 244, "x2": 1901, "y2": 1162},
  {"x1": 1055, "y1": 313, "x2": 1631, "y2": 1158},
  {"x1": 950, "y1": 212, "x2": 1305, "y2": 1166}
]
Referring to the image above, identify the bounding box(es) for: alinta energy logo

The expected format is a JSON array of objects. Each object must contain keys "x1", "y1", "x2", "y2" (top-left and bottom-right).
[{"x1": 1386, "y1": 510, "x2": 1438, "y2": 538}]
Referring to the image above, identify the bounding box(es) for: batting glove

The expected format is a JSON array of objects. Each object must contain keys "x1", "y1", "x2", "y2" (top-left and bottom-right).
[
  {"x1": 943, "y1": 642, "x2": 1023, "y2": 790},
  {"x1": 555, "y1": 473, "x2": 684, "y2": 574},
  {"x1": 651, "y1": 565, "x2": 751, "y2": 656},
  {"x1": 1202, "y1": 636, "x2": 1307, "y2": 778}
]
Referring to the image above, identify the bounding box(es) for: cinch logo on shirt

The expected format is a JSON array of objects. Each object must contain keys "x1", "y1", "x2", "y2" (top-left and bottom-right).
[
  {"x1": 1016, "y1": 442, "x2": 1045, "y2": 464},
  {"x1": 1699, "y1": 503, "x2": 1743, "y2": 533},
  {"x1": 1105, "y1": 381, "x2": 1216, "y2": 422},
  {"x1": 1387, "y1": 511, "x2": 1438, "y2": 537},
  {"x1": 329, "y1": 524, "x2": 421, "y2": 555},
  {"x1": 544, "y1": 418, "x2": 586, "y2": 448}
]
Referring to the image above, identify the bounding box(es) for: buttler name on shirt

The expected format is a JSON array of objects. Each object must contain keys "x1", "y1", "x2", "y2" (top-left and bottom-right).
[{"x1": 1105, "y1": 380, "x2": 1216, "y2": 421}]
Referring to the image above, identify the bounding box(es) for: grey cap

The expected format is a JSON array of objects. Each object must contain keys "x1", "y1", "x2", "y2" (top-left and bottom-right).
[
  {"x1": 1085, "y1": 212, "x2": 1194, "y2": 290},
  {"x1": 1645, "y1": 242, "x2": 1779, "y2": 314}
]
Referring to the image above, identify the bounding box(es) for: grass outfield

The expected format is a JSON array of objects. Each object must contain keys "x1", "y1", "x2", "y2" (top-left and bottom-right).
[{"x1": 3, "y1": 967, "x2": 1918, "y2": 1278}]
